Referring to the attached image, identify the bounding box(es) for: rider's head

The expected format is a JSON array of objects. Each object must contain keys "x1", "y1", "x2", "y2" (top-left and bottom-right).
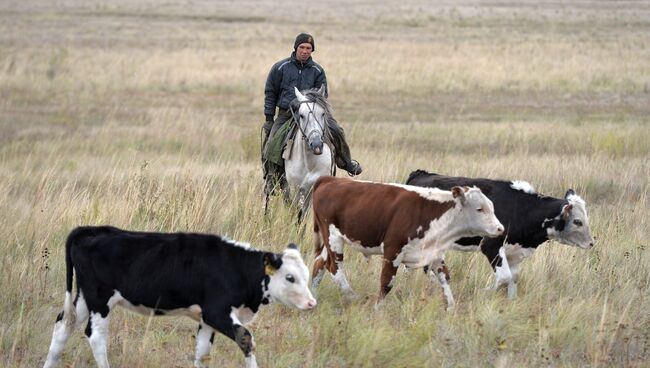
[{"x1": 294, "y1": 33, "x2": 314, "y2": 63}]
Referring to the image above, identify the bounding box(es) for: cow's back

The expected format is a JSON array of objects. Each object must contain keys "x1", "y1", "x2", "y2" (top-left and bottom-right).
[
  {"x1": 313, "y1": 177, "x2": 457, "y2": 248},
  {"x1": 406, "y1": 170, "x2": 565, "y2": 241},
  {"x1": 68, "y1": 226, "x2": 265, "y2": 310},
  {"x1": 406, "y1": 170, "x2": 498, "y2": 195},
  {"x1": 314, "y1": 177, "x2": 405, "y2": 246}
]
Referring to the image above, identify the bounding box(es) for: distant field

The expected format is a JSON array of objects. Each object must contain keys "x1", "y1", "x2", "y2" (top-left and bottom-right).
[{"x1": 1, "y1": 1, "x2": 649, "y2": 367}]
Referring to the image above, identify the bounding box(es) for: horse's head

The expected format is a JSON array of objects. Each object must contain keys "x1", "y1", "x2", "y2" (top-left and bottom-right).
[{"x1": 293, "y1": 86, "x2": 328, "y2": 155}]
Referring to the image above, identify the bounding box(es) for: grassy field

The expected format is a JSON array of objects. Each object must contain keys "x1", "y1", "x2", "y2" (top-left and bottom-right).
[{"x1": 1, "y1": 0, "x2": 649, "y2": 367}]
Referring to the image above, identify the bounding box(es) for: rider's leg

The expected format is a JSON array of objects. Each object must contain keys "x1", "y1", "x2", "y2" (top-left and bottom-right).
[
  {"x1": 261, "y1": 119, "x2": 273, "y2": 180},
  {"x1": 326, "y1": 116, "x2": 362, "y2": 176},
  {"x1": 264, "y1": 110, "x2": 293, "y2": 155},
  {"x1": 263, "y1": 110, "x2": 293, "y2": 191}
]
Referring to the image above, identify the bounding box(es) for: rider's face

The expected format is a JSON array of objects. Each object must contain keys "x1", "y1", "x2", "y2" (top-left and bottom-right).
[{"x1": 296, "y1": 43, "x2": 313, "y2": 63}]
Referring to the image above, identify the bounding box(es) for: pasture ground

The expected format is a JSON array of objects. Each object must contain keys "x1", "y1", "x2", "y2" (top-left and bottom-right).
[{"x1": 1, "y1": 1, "x2": 649, "y2": 367}]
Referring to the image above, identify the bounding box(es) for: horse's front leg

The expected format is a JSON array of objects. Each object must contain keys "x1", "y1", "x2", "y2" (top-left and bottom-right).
[
  {"x1": 292, "y1": 186, "x2": 307, "y2": 224},
  {"x1": 300, "y1": 185, "x2": 315, "y2": 221}
]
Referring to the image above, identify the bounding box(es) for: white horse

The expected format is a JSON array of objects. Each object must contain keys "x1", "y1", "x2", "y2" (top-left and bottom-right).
[{"x1": 266, "y1": 86, "x2": 334, "y2": 221}]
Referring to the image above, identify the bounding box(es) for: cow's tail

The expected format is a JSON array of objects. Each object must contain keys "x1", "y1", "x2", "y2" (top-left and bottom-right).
[
  {"x1": 406, "y1": 169, "x2": 431, "y2": 184},
  {"x1": 61, "y1": 228, "x2": 81, "y2": 327},
  {"x1": 312, "y1": 177, "x2": 328, "y2": 257},
  {"x1": 313, "y1": 217, "x2": 324, "y2": 257}
]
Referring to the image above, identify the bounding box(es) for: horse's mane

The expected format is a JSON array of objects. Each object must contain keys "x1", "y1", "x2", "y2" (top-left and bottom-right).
[{"x1": 291, "y1": 88, "x2": 333, "y2": 118}]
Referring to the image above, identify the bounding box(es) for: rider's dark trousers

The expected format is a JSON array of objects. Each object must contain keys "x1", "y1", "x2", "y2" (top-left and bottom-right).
[{"x1": 262, "y1": 109, "x2": 353, "y2": 171}]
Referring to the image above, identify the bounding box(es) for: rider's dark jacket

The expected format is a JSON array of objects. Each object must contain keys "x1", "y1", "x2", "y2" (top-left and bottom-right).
[{"x1": 264, "y1": 52, "x2": 327, "y2": 121}]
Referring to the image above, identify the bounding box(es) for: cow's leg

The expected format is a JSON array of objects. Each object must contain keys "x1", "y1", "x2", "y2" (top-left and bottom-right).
[
  {"x1": 375, "y1": 242, "x2": 404, "y2": 308},
  {"x1": 44, "y1": 290, "x2": 91, "y2": 368},
  {"x1": 84, "y1": 291, "x2": 123, "y2": 368},
  {"x1": 481, "y1": 239, "x2": 512, "y2": 293},
  {"x1": 328, "y1": 227, "x2": 356, "y2": 300},
  {"x1": 507, "y1": 265, "x2": 518, "y2": 298},
  {"x1": 493, "y1": 247, "x2": 513, "y2": 292},
  {"x1": 311, "y1": 227, "x2": 328, "y2": 294},
  {"x1": 427, "y1": 257, "x2": 455, "y2": 312},
  {"x1": 74, "y1": 292, "x2": 90, "y2": 329},
  {"x1": 206, "y1": 312, "x2": 258, "y2": 368},
  {"x1": 330, "y1": 251, "x2": 355, "y2": 300},
  {"x1": 85, "y1": 312, "x2": 111, "y2": 368},
  {"x1": 378, "y1": 256, "x2": 399, "y2": 303},
  {"x1": 504, "y1": 245, "x2": 535, "y2": 299},
  {"x1": 194, "y1": 322, "x2": 216, "y2": 368},
  {"x1": 44, "y1": 292, "x2": 76, "y2": 368}
]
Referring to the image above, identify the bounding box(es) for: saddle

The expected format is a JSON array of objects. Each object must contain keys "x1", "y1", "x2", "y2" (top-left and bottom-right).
[{"x1": 262, "y1": 117, "x2": 336, "y2": 192}]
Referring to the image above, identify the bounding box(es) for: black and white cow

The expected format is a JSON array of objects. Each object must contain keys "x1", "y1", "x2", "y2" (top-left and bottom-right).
[
  {"x1": 43, "y1": 226, "x2": 316, "y2": 368},
  {"x1": 406, "y1": 170, "x2": 595, "y2": 298}
]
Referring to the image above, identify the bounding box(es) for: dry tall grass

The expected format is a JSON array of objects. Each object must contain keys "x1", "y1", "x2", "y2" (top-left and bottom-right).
[{"x1": 1, "y1": 1, "x2": 649, "y2": 367}]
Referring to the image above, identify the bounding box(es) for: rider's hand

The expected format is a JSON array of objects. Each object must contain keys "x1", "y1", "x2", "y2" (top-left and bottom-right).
[{"x1": 263, "y1": 119, "x2": 273, "y2": 135}]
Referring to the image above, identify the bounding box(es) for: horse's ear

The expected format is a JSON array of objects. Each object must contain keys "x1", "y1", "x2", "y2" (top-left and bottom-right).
[
  {"x1": 294, "y1": 87, "x2": 307, "y2": 102},
  {"x1": 317, "y1": 84, "x2": 326, "y2": 96}
]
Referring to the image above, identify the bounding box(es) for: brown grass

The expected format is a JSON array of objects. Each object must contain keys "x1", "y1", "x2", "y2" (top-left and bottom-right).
[{"x1": 1, "y1": 0, "x2": 649, "y2": 367}]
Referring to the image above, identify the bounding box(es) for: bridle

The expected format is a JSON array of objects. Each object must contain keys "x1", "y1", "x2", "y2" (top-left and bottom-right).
[{"x1": 290, "y1": 100, "x2": 326, "y2": 143}]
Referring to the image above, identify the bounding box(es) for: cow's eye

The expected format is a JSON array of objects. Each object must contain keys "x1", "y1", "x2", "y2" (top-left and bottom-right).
[
  {"x1": 573, "y1": 219, "x2": 583, "y2": 227},
  {"x1": 477, "y1": 208, "x2": 484, "y2": 212},
  {"x1": 285, "y1": 274, "x2": 295, "y2": 283}
]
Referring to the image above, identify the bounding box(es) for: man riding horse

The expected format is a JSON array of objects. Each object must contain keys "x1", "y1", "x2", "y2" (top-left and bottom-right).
[{"x1": 262, "y1": 33, "x2": 362, "y2": 190}]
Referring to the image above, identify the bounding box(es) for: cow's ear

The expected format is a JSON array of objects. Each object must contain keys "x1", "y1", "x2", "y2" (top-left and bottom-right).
[
  {"x1": 287, "y1": 243, "x2": 299, "y2": 250},
  {"x1": 451, "y1": 186, "x2": 466, "y2": 203},
  {"x1": 263, "y1": 253, "x2": 283, "y2": 275},
  {"x1": 565, "y1": 189, "x2": 576, "y2": 199},
  {"x1": 561, "y1": 204, "x2": 573, "y2": 219}
]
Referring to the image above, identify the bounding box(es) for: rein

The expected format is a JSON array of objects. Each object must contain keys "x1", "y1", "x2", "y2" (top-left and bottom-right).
[
  {"x1": 289, "y1": 101, "x2": 327, "y2": 143},
  {"x1": 288, "y1": 97, "x2": 336, "y2": 176}
]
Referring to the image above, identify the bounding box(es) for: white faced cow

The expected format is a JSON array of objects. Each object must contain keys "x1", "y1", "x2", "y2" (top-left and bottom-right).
[
  {"x1": 311, "y1": 176, "x2": 504, "y2": 310},
  {"x1": 406, "y1": 169, "x2": 595, "y2": 298},
  {"x1": 43, "y1": 226, "x2": 316, "y2": 368}
]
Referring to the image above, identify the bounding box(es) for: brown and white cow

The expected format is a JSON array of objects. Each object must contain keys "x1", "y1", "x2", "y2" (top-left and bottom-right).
[{"x1": 311, "y1": 176, "x2": 504, "y2": 310}]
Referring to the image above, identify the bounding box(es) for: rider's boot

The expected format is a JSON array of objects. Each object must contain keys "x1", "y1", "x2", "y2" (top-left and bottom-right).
[
  {"x1": 332, "y1": 139, "x2": 363, "y2": 176},
  {"x1": 326, "y1": 116, "x2": 362, "y2": 176}
]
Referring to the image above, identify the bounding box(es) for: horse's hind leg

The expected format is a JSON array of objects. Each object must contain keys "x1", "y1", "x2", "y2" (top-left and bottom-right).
[
  {"x1": 281, "y1": 178, "x2": 291, "y2": 206},
  {"x1": 264, "y1": 191, "x2": 270, "y2": 216},
  {"x1": 301, "y1": 188, "x2": 313, "y2": 220},
  {"x1": 296, "y1": 185, "x2": 315, "y2": 224}
]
